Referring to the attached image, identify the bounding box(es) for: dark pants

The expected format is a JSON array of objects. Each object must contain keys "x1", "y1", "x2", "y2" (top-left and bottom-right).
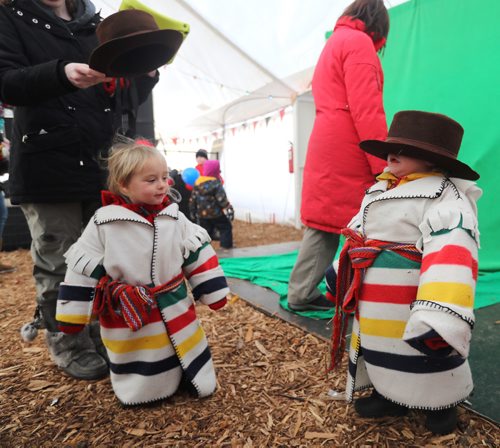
[
  {"x1": 21, "y1": 201, "x2": 100, "y2": 331},
  {"x1": 200, "y1": 215, "x2": 233, "y2": 249}
]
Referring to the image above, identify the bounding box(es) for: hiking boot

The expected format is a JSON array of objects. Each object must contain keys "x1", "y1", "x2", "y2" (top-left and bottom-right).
[
  {"x1": 425, "y1": 407, "x2": 457, "y2": 435},
  {"x1": 288, "y1": 294, "x2": 334, "y2": 311},
  {"x1": 88, "y1": 320, "x2": 109, "y2": 364},
  {"x1": 354, "y1": 389, "x2": 408, "y2": 418},
  {"x1": 46, "y1": 328, "x2": 108, "y2": 380}
]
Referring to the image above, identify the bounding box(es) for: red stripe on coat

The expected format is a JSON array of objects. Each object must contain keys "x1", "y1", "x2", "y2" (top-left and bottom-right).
[
  {"x1": 185, "y1": 255, "x2": 219, "y2": 279},
  {"x1": 165, "y1": 304, "x2": 197, "y2": 334},
  {"x1": 421, "y1": 244, "x2": 478, "y2": 280},
  {"x1": 360, "y1": 284, "x2": 417, "y2": 305}
]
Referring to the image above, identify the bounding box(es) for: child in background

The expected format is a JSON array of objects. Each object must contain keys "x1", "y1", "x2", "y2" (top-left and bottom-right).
[
  {"x1": 55, "y1": 142, "x2": 229, "y2": 405},
  {"x1": 326, "y1": 111, "x2": 481, "y2": 435},
  {"x1": 189, "y1": 160, "x2": 233, "y2": 249}
]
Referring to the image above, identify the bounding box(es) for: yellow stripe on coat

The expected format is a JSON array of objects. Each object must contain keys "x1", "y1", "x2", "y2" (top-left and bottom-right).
[
  {"x1": 55, "y1": 314, "x2": 90, "y2": 325},
  {"x1": 103, "y1": 333, "x2": 171, "y2": 354},
  {"x1": 417, "y1": 282, "x2": 474, "y2": 308},
  {"x1": 351, "y1": 332, "x2": 359, "y2": 350},
  {"x1": 359, "y1": 318, "x2": 406, "y2": 339},
  {"x1": 177, "y1": 326, "x2": 205, "y2": 357}
]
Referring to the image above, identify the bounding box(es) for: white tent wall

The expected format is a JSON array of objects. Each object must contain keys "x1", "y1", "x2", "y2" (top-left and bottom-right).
[
  {"x1": 221, "y1": 111, "x2": 295, "y2": 224},
  {"x1": 292, "y1": 91, "x2": 316, "y2": 228}
]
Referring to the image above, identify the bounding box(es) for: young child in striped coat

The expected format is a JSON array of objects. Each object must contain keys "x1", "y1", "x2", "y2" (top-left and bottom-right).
[
  {"x1": 326, "y1": 111, "x2": 481, "y2": 435},
  {"x1": 55, "y1": 141, "x2": 229, "y2": 405}
]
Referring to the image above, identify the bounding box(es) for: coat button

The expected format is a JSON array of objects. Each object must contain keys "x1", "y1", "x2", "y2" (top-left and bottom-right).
[
  {"x1": 45, "y1": 24, "x2": 51, "y2": 29},
  {"x1": 17, "y1": 10, "x2": 23, "y2": 15},
  {"x1": 32, "y1": 18, "x2": 38, "y2": 23}
]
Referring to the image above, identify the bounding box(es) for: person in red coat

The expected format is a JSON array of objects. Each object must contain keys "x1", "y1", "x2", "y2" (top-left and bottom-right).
[{"x1": 288, "y1": 0, "x2": 389, "y2": 311}]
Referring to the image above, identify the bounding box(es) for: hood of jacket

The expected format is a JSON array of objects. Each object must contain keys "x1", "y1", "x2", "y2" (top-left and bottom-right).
[
  {"x1": 20, "y1": 0, "x2": 97, "y2": 31},
  {"x1": 194, "y1": 177, "x2": 221, "y2": 193}
]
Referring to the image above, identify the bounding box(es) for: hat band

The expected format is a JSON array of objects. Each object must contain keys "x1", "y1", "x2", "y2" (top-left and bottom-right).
[{"x1": 386, "y1": 137, "x2": 457, "y2": 159}]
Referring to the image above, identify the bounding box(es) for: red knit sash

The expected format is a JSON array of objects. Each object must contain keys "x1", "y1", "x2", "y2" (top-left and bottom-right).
[
  {"x1": 329, "y1": 228, "x2": 422, "y2": 371},
  {"x1": 93, "y1": 273, "x2": 185, "y2": 331}
]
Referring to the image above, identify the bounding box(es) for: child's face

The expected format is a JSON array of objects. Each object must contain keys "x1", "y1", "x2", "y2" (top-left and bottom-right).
[
  {"x1": 387, "y1": 153, "x2": 434, "y2": 178},
  {"x1": 120, "y1": 156, "x2": 169, "y2": 205}
]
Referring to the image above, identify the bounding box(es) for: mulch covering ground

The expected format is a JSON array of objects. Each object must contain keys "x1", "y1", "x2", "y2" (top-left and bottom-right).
[{"x1": 0, "y1": 222, "x2": 498, "y2": 447}]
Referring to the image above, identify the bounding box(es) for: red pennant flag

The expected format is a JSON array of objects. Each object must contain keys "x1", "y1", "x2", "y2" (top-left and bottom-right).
[
  {"x1": 231, "y1": 128, "x2": 236, "y2": 136},
  {"x1": 252, "y1": 121, "x2": 258, "y2": 131},
  {"x1": 279, "y1": 108, "x2": 285, "y2": 120},
  {"x1": 172, "y1": 137, "x2": 178, "y2": 145}
]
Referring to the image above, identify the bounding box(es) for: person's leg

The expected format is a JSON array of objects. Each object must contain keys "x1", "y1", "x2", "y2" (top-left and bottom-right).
[
  {"x1": 287, "y1": 226, "x2": 340, "y2": 310},
  {"x1": 0, "y1": 191, "x2": 15, "y2": 274},
  {"x1": 0, "y1": 191, "x2": 7, "y2": 236},
  {"x1": 21, "y1": 202, "x2": 107, "y2": 380},
  {"x1": 199, "y1": 218, "x2": 215, "y2": 239},
  {"x1": 216, "y1": 215, "x2": 233, "y2": 249}
]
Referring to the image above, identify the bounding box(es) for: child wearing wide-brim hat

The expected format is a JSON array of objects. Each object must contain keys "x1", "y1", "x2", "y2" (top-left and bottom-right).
[{"x1": 325, "y1": 110, "x2": 481, "y2": 435}]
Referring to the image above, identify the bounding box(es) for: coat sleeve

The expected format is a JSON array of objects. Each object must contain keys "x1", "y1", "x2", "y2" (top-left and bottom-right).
[
  {"x1": 134, "y1": 71, "x2": 159, "y2": 105},
  {"x1": 56, "y1": 219, "x2": 105, "y2": 332},
  {"x1": 215, "y1": 183, "x2": 230, "y2": 209},
  {"x1": 403, "y1": 198, "x2": 480, "y2": 358},
  {"x1": 342, "y1": 34, "x2": 387, "y2": 175},
  {"x1": 180, "y1": 215, "x2": 229, "y2": 309},
  {"x1": 0, "y1": 11, "x2": 76, "y2": 105}
]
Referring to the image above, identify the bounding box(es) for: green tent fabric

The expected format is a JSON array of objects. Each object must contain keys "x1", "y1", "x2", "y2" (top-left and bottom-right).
[
  {"x1": 220, "y1": 251, "x2": 499, "y2": 319},
  {"x1": 382, "y1": 0, "x2": 500, "y2": 271}
]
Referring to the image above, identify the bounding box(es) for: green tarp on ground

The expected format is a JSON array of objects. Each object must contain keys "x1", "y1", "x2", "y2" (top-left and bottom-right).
[
  {"x1": 383, "y1": 0, "x2": 500, "y2": 271},
  {"x1": 220, "y1": 251, "x2": 500, "y2": 319}
]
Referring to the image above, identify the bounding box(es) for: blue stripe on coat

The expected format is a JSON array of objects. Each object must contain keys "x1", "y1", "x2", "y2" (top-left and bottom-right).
[
  {"x1": 184, "y1": 346, "x2": 212, "y2": 381},
  {"x1": 58, "y1": 284, "x2": 94, "y2": 301},
  {"x1": 362, "y1": 347, "x2": 466, "y2": 374},
  {"x1": 191, "y1": 276, "x2": 228, "y2": 300},
  {"x1": 110, "y1": 355, "x2": 180, "y2": 376}
]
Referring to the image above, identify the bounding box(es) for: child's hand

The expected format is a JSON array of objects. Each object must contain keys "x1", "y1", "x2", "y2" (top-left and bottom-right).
[{"x1": 423, "y1": 336, "x2": 450, "y2": 350}]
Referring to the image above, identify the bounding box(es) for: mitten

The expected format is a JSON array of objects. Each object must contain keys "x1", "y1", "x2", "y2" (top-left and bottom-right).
[{"x1": 208, "y1": 297, "x2": 227, "y2": 310}]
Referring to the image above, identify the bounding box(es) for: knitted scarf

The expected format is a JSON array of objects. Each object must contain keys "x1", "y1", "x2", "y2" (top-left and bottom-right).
[{"x1": 101, "y1": 190, "x2": 171, "y2": 223}]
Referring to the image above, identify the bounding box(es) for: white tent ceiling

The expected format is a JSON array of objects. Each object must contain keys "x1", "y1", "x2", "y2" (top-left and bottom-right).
[{"x1": 93, "y1": 0, "x2": 409, "y2": 139}]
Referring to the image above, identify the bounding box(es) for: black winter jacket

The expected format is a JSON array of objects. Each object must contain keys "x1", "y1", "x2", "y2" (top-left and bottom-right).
[{"x1": 0, "y1": 0, "x2": 158, "y2": 203}]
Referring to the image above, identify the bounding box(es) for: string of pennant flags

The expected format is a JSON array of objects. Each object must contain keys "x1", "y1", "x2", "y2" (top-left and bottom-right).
[{"x1": 167, "y1": 106, "x2": 290, "y2": 147}]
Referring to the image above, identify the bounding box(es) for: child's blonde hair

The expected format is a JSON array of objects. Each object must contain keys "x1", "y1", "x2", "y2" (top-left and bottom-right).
[{"x1": 107, "y1": 142, "x2": 167, "y2": 195}]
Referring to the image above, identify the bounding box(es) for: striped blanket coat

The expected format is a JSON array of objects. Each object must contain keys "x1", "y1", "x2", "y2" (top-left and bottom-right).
[
  {"x1": 56, "y1": 203, "x2": 229, "y2": 405},
  {"x1": 339, "y1": 175, "x2": 481, "y2": 410}
]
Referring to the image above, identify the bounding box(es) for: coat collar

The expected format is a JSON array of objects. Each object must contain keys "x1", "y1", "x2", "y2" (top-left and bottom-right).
[
  {"x1": 94, "y1": 202, "x2": 179, "y2": 226},
  {"x1": 334, "y1": 16, "x2": 386, "y2": 51},
  {"x1": 9, "y1": 0, "x2": 99, "y2": 35},
  {"x1": 365, "y1": 175, "x2": 448, "y2": 201}
]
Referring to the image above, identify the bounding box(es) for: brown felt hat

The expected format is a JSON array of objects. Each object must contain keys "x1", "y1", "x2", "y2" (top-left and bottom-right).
[
  {"x1": 359, "y1": 110, "x2": 479, "y2": 180},
  {"x1": 89, "y1": 9, "x2": 184, "y2": 77}
]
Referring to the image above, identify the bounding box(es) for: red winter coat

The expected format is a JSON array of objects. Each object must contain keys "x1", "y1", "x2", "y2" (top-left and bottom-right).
[{"x1": 301, "y1": 17, "x2": 388, "y2": 233}]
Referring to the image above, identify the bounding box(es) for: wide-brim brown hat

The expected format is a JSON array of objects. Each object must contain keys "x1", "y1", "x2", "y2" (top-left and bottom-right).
[
  {"x1": 360, "y1": 110, "x2": 479, "y2": 180},
  {"x1": 89, "y1": 9, "x2": 184, "y2": 77}
]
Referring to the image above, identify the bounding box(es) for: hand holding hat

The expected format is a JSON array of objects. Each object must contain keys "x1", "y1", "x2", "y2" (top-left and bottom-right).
[{"x1": 89, "y1": 7, "x2": 189, "y2": 77}]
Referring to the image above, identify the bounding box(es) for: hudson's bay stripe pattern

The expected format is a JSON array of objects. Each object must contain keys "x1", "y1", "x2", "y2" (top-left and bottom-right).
[
  {"x1": 342, "y1": 176, "x2": 480, "y2": 410},
  {"x1": 56, "y1": 204, "x2": 229, "y2": 404}
]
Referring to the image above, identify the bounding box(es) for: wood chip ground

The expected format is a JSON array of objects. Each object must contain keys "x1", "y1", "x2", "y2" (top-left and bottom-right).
[{"x1": 0, "y1": 221, "x2": 498, "y2": 447}]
